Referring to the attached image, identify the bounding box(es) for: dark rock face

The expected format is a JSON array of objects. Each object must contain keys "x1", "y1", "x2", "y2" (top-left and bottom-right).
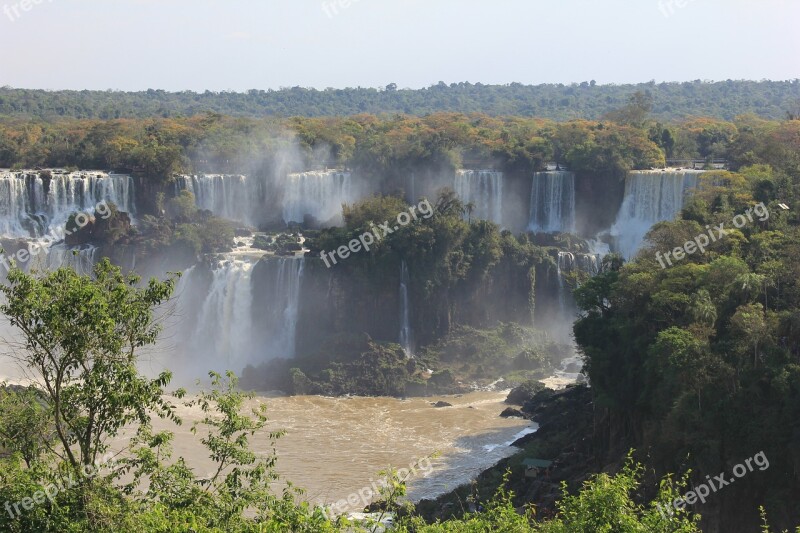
[
  {"x1": 499, "y1": 407, "x2": 524, "y2": 418},
  {"x1": 93, "y1": 210, "x2": 132, "y2": 244},
  {"x1": 65, "y1": 207, "x2": 132, "y2": 246},
  {"x1": 505, "y1": 380, "x2": 547, "y2": 405},
  {"x1": 413, "y1": 385, "x2": 595, "y2": 523},
  {"x1": 0, "y1": 238, "x2": 32, "y2": 259}
]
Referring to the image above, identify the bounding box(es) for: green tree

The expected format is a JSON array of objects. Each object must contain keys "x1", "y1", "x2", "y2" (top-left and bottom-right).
[
  {"x1": 730, "y1": 302, "x2": 769, "y2": 367},
  {"x1": 0, "y1": 385, "x2": 52, "y2": 467},
  {"x1": 0, "y1": 260, "x2": 178, "y2": 474},
  {"x1": 397, "y1": 459, "x2": 700, "y2": 532}
]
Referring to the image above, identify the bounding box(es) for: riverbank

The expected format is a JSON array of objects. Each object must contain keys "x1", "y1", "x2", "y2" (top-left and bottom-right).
[{"x1": 410, "y1": 384, "x2": 596, "y2": 523}]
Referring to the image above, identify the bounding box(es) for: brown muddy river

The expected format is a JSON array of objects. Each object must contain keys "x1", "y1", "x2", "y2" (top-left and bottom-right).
[
  {"x1": 1, "y1": 356, "x2": 554, "y2": 511},
  {"x1": 151, "y1": 390, "x2": 535, "y2": 508}
]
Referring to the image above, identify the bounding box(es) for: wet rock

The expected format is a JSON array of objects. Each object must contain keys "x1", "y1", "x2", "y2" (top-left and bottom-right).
[
  {"x1": 433, "y1": 401, "x2": 452, "y2": 408},
  {"x1": 252, "y1": 235, "x2": 273, "y2": 250},
  {"x1": 506, "y1": 380, "x2": 547, "y2": 405},
  {"x1": 500, "y1": 407, "x2": 524, "y2": 418}
]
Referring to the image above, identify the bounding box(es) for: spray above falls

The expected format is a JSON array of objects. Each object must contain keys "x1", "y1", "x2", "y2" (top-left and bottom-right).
[
  {"x1": 175, "y1": 174, "x2": 259, "y2": 226},
  {"x1": 283, "y1": 171, "x2": 354, "y2": 225}
]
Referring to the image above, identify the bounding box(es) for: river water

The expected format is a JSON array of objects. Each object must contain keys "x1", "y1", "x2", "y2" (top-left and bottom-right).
[
  {"x1": 1, "y1": 354, "x2": 565, "y2": 510},
  {"x1": 151, "y1": 390, "x2": 534, "y2": 507}
]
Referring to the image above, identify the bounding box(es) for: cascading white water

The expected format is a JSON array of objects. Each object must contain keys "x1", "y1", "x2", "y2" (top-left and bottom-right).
[
  {"x1": 454, "y1": 170, "x2": 503, "y2": 225},
  {"x1": 528, "y1": 171, "x2": 576, "y2": 233},
  {"x1": 174, "y1": 174, "x2": 255, "y2": 226},
  {"x1": 557, "y1": 252, "x2": 603, "y2": 284},
  {"x1": 552, "y1": 250, "x2": 604, "y2": 331},
  {"x1": 189, "y1": 258, "x2": 256, "y2": 372},
  {"x1": 610, "y1": 170, "x2": 703, "y2": 258},
  {"x1": 264, "y1": 257, "x2": 305, "y2": 360},
  {"x1": 0, "y1": 170, "x2": 135, "y2": 238},
  {"x1": 43, "y1": 244, "x2": 99, "y2": 276},
  {"x1": 556, "y1": 252, "x2": 572, "y2": 317},
  {"x1": 178, "y1": 254, "x2": 307, "y2": 374},
  {"x1": 399, "y1": 260, "x2": 413, "y2": 356},
  {"x1": 282, "y1": 171, "x2": 353, "y2": 225}
]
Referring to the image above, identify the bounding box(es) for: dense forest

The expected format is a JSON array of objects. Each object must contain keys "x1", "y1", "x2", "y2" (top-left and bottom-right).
[
  {"x1": 571, "y1": 160, "x2": 800, "y2": 530},
  {"x1": 2, "y1": 97, "x2": 798, "y2": 186},
  {"x1": 1, "y1": 79, "x2": 799, "y2": 121}
]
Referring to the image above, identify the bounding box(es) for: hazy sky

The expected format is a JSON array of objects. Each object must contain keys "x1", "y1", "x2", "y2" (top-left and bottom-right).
[{"x1": 0, "y1": 0, "x2": 797, "y2": 91}]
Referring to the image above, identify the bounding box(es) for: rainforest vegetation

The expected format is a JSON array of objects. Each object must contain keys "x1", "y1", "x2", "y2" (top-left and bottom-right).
[
  {"x1": 0, "y1": 94, "x2": 795, "y2": 183},
  {"x1": 1, "y1": 79, "x2": 798, "y2": 121}
]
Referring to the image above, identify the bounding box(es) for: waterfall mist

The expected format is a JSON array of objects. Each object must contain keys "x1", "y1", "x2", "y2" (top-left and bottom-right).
[
  {"x1": 283, "y1": 170, "x2": 357, "y2": 226},
  {"x1": 0, "y1": 160, "x2": 702, "y2": 388}
]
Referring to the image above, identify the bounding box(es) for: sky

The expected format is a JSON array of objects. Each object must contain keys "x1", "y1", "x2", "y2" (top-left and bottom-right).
[{"x1": 0, "y1": 0, "x2": 797, "y2": 92}]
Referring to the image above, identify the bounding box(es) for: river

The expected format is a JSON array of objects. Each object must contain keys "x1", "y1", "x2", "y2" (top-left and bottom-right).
[{"x1": 150, "y1": 390, "x2": 534, "y2": 508}]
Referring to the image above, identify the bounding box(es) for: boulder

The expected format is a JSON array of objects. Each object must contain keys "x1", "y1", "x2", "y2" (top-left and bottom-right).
[{"x1": 506, "y1": 380, "x2": 547, "y2": 405}]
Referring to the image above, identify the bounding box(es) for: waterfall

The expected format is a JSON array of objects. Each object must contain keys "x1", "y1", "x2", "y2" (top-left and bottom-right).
[
  {"x1": 177, "y1": 255, "x2": 305, "y2": 373},
  {"x1": 174, "y1": 255, "x2": 304, "y2": 373},
  {"x1": 610, "y1": 170, "x2": 703, "y2": 258},
  {"x1": 454, "y1": 170, "x2": 503, "y2": 225},
  {"x1": 557, "y1": 252, "x2": 603, "y2": 282},
  {"x1": 189, "y1": 258, "x2": 257, "y2": 371},
  {"x1": 174, "y1": 174, "x2": 256, "y2": 225},
  {"x1": 556, "y1": 252, "x2": 571, "y2": 317},
  {"x1": 0, "y1": 170, "x2": 135, "y2": 238},
  {"x1": 274, "y1": 258, "x2": 305, "y2": 359},
  {"x1": 528, "y1": 171, "x2": 576, "y2": 233},
  {"x1": 282, "y1": 171, "x2": 353, "y2": 225},
  {"x1": 554, "y1": 250, "x2": 603, "y2": 323},
  {"x1": 43, "y1": 244, "x2": 99, "y2": 276},
  {"x1": 399, "y1": 260, "x2": 413, "y2": 356},
  {"x1": 0, "y1": 241, "x2": 99, "y2": 277}
]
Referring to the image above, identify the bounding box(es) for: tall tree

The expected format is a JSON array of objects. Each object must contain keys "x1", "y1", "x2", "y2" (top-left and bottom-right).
[{"x1": 0, "y1": 260, "x2": 178, "y2": 473}]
